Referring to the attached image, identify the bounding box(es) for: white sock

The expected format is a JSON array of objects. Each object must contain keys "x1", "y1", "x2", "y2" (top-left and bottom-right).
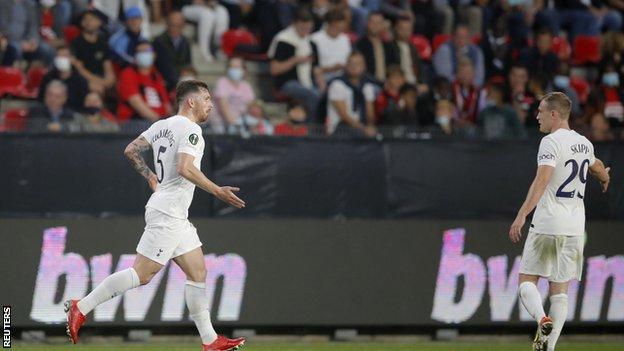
[
  {"x1": 518, "y1": 281, "x2": 546, "y2": 323},
  {"x1": 547, "y1": 294, "x2": 568, "y2": 351},
  {"x1": 77, "y1": 268, "x2": 140, "y2": 315},
  {"x1": 186, "y1": 280, "x2": 218, "y2": 344}
]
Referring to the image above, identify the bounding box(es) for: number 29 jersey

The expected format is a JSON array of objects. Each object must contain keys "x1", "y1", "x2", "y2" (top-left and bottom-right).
[
  {"x1": 140, "y1": 115, "x2": 205, "y2": 219},
  {"x1": 532, "y1": 129, "x2": 596, "y2": 237}
]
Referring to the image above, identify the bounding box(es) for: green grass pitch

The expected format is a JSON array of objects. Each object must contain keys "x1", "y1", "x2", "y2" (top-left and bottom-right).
[{"x1": 10, "y1": 342, "x2": 624, "y2": 350}]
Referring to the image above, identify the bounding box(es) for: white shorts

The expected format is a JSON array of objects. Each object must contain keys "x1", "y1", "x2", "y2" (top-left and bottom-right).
[
  {"x1": 136, "y1": 207, "x2": 203, "y2": 265},
  {"x1": 519, "y1": 230, "x2": 584, "y2": 282}
]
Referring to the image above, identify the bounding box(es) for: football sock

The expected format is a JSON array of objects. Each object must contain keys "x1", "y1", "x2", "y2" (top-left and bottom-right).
[
  {"x1": 77, "y1": 268, "x2": 140, "y2": 315},
  {"x1": 185, "y1": 280, "x2": 218, "y2": 344},
  {"x1": 518, "y1": 281, "x2": 546, "y2": 323},
  {"x1": 547, "y1": 294, "x2": 568, "y2": 351}
]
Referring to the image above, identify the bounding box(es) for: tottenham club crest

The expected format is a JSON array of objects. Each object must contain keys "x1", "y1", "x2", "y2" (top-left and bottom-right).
[{"x1": 189, "y1": 134, "x2": 199, "y2": 145}]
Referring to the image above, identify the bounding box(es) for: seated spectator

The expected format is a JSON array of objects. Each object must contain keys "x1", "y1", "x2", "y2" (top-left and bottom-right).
[
  {"x1": 153, "y1": 11, "x2": 192, "y2": 91},
  {"x1": 431, "y1": 0, "x2": 483, "y2": 35},
  {"x1": 355, "y1": 11, "x2": 398, "y2": 82},
  {"x1": 535, "y1": 0, "x2": 621, "y2": 41},
  {"x1": 92, "y1": 0, "x2": 152, "y2": 37},
  {"x1": 311, "y1": 8, "x2": 351, "y2": 82},
  {"x1": 269, "y1": 9, "x2": 322, "y2": 119},
  {"x1": 0, "y1": 32, "x2": 18, "y2": 66},
  {"x1": 71, "y1": 9, "x2": 116, "y2": 95},
  {"x1": 518, "y1": 28, "x2": 559, "y2": 83},
  {"x1": 375, "y1": 65, "x2": 406, "y2": 123},
  {"x1": 451, "y1": 58, "x2": 486, "y2": 129},
  {"x1": 213, "y1": 56, "x2": 256, "y2": 133},
  {"x1": 435, "y1": 99, "x2": 455, "y2": 135},
  {"x1": 0, "y1": 0, "x2": 54, "y2": 64},
  {"x1": 116, "y1": 41, "x2": 171, "y2": 122},
  {"x1": 29, "y1": 80, "x2": 75, "y2": 132},
  {"x1": 433, "y1": 23, "x2": 485, "y2": 86},
  {"x1": 38, "y1": 0, "x2": 71, "y2": 49},
  {"x1": 275, "y1": 101, "x2": 309, "y2": 136},
  {"x1": 228, "y1": 99, "x2": 274, "y2": 135},
  {"x1": 505, "y1": 64, "x2": 536, "y2": 126},
  {"x1": 381, "y1": 83, "x2": 419, "y2": 126},
  {"x1": 108, "y1": 6, "x2": 147, "y2": 66},
  {"x1": 70, "y1": 91, "x2": 120, "y2": 133},
  {"x1": 551, "y1": 63, "x2": 581, "y2": 117},
  {"x1": 478, "y1": 83, "x2": 525, "y2": 140},
  {"x1": 326, "y1": 51, "x2": 378, "y2": 136},
  {"x1": 597, "y1": 62, "x2": 624, "y2": 127},
  {"x1": 181, "y1": 0, "x2": 229, "y2": 62},
  {"x1": 39, "y1": 46, "x2": 89, "y2": 111},
  {"x1": 390, "y1": 16, "x2": 424, "y2": 86}
]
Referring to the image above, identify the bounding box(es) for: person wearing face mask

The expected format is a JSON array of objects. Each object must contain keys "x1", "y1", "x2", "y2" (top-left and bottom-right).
[
  {"x1": 71, "y1": 9, "x2": 116, "y2": 95},
  {"x1": 108, "y1": 6, "x2": 147, "y2": 66},
  {"x1": 597, "y1": 63, "x2": 624, "y2": 127},
  {"x1": 478, "y1": 83, "x2": 525, "y2": 140},
  {"x1": 212, "y1": 56, "x2": 255, "y2": 134},
  {"x1": 116, "y1": 41, "x2": 171, "y2": 122},
  {"x1": 275, "y1": 101, "x2": 309, "y2": 136},
  {"x1": 550, "y1": 63, "x2": 581, "y2": 118},
  {"x1": 38, "y1": 45, "x2": 89, "y2": 110},
  {"x1": 71, "y1": 91, "x2": 120, "y2": 133}
]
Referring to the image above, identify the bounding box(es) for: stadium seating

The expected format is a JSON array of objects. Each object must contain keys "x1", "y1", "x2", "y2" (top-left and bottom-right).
[
  {"x1": 552, "y1": 36, "x2": 571, "y2": 60},
  {"x1": 221, "y1": 29, "x2": 267, "y2": 61},
  {"x1": 573, "y1": 35, "x2": 601, "y2": 65},
  {"x1": 410, "y1": 35, "x2": 432, "y2": 61},
  {"x1": 570, "y1": 76, "x2": 590, "y2": 104},
  {"x1": 0, "y1": 67, "x2": 26, "y2": 98},
  {"x1": 1, "y1": 109, "x2": 29, "y2": 132},
  {"x1": 22, "y1": 66, "x2": 48, "y2": 99},
  {"x1": 63, "y1": 25, "x2": 81, "y2": 44},
  {"x1": 432, "y1": 33, "x2": 451, "y2": 53}
]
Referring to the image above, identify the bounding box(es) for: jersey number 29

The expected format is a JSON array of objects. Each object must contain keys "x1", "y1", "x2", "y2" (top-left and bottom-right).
[
  {"x1": 556, "y1": 159, "x2": 589, "y2": 199},
  {"x1": 157, "y1": 146, "x2": 167, "y2": 183}
]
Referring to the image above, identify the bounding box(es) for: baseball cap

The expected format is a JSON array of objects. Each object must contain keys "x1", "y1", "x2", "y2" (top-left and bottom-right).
[{"x1": 125, "y1": 6, "x2": 142, "y2": 19}]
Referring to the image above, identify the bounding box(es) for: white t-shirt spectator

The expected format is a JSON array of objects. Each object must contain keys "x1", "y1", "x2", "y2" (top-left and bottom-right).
[
  {"x1": 311, "y1": 29, "x2": 351, "y2": 80},
  {"x1": 326, "y1": 79, "x2": 377, "y2": 134}
]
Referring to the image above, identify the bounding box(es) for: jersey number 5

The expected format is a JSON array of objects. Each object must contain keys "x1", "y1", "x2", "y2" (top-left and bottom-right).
[
  {"x1": 157, "y1": 146, "x2": 167, "y2": 183},
  {"x1": 556, "y1": 159, "x2": 590, "y2": 199}
]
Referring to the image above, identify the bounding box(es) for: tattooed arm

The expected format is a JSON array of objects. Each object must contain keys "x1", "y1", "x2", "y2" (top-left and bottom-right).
[{"x1": 124, "y1": 136, "x2": 158, "y2": 191}]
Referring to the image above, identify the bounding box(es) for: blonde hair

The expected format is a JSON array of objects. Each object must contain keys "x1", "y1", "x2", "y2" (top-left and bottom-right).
[{"x1": 542, "y1": 92, "x2": 571, "y2": 119}]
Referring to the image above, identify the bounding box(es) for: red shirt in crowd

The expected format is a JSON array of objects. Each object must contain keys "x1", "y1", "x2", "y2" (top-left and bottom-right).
[
  {"x1": 274, "y1": 122, "x2": 308, "y2": 136},
  {"x1": 116, "y1": 66, "x2": 170, "y2": 122}
]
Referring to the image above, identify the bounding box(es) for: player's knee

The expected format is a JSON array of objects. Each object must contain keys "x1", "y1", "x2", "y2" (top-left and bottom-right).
[{"x1": 188, "y1": 267, "x2": 207, "y2": 283}]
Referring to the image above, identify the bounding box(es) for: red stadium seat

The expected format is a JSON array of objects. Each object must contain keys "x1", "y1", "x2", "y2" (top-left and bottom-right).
[
  {"x1": 432, "y1": 34, "x2": 451, "y2": 53},
  {"x1": 22, "y1": 66, "x2": 48, "y2": 98},
  {"x1": 347, "y1": 31, "x2": 359, "y2": 44},
  {"x1": 410, "y1": 35, "x2": 432, "y2": 61},
  {"x1": 221, "y1": 29, "x2": 257, "y2": 57},
  {"x1": 573, "y1": 35, "x2": 601, "y2": 65},
  {"x1": 63, "y1": 25, "x2": 81, "y2": 44},
  {"x1": 0, "y1": 67, "x2": 26, "y2": 97},
  {"x1": 552, "y1": 36, "x2": 571, "y2": 60},
  {"x1": 2, "y1": 109, "x2": 29, "y2": 132},
  {"x1": 570, "y1": 76, "x2": 590, "y2": 104}
]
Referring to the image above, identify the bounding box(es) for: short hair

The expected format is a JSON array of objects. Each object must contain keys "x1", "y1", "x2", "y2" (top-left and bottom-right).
[
  {"x1": 287, "y1": 100, "x2": 305, "y2": 112},
  {"x1": 175, "y1": 80, "x2": 209, "y2": 108},
  {"x1": 399, "y1": 83, "x2": 417, "y2": 96},
  {"x1": 386, "y1": 65, "x2": 404, "y2": 79},
  {"x1": 542, "y1": 92, "x2": 572, "y2": 119},
  {"x1": 325, "y1": 8, "x2": 346, "y2": 24},
  {"x1": 294, "y1": 8, "x2": 313, "y2": 23},
  {"x1": 367, "y1": 11, "x2": 384, "y2": 20},
  {"x1": 535, "y1": 27, "x2": 553, "y2": 38}
]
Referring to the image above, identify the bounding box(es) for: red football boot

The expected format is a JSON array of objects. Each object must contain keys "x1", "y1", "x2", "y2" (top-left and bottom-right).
[
  {"x1": 202, "y1": 335, "x2": 245, "y2": 350},
  {"x1": 64, "y1": 300, "x2": 86, "y2": 344}
]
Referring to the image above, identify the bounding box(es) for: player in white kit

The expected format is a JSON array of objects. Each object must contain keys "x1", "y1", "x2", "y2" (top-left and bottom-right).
[
  {"x1": 65, "y1": 80, "x2": 247, "y2": 351},
  {"x1": 509, "y1": 92, "x2": 611, "y2": 351}
]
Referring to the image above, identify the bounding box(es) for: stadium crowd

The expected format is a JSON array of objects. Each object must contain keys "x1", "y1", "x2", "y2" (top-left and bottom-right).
[{"x1": 0, "y1": 0, "x2": 623, "y2": 141}]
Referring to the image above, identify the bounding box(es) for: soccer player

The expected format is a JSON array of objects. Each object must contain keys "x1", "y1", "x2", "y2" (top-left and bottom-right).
[
  {"x1": 509, "y1": 92, "x2": 611, "y2": 351},
  {"x1": 65, "y1": 80, "x2": 247, "y2": 351}
]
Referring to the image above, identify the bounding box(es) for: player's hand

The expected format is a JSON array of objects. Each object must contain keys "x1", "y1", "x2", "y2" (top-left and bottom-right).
[
  {"x1": 216, "y1": 186, "x2": 246, "y2": 209},
  {"x1": 601, "y1": 167, "x2": 610, "y2": 193},
  {"x1": 509, "y1": 216, "x2": 525, "y2": 243},
  {"x1": 147, "y1": 174, "x2": 158, "y2": 192}
]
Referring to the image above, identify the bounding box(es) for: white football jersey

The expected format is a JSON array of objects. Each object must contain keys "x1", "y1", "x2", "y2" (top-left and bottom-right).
[
  {"x1": 531, "y1": 129, "x2": 596, "y2": 236},
  {"x1": 140, "y1": 115, "x2": 204, "y2": 219}
]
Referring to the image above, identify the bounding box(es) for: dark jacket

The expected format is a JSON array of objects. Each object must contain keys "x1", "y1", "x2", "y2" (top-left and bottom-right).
[{"x1": 152, "y1": 32, "x2": 192, "y2": 91}]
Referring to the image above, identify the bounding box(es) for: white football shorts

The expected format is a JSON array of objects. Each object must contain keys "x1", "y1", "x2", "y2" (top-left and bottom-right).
[
  {"x1": 519, "y1": 230, "x2": 584, "y2": 282},
  {"x1": 136, "y1": 207, "x2": 202, "y2": 265}
]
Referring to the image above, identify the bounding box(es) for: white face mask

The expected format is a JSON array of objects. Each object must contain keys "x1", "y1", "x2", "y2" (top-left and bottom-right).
[
  {"x1": 136, "y1": 52, "x2": 154, "y2": 68},
  {"x1": 41, "y1": 0, "x2": 56, "y2": 8},
  {"x1": 54, "y1": 56, "x2": 71, "y2": 72}
]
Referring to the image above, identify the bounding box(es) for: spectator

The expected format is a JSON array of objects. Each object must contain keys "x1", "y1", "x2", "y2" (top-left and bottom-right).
[
  {"x1": 435, "y1": 99, "x2": 455, "y2": 135},
  {"x1": 39, "y1": 46, "x2": 89, "y2": 110},
  {"x1": 182, "y1": 0, "x2": 229, "y2": 62},
  {"x1": 411, "y1": 0, "x2": 449, "y2": 37},
  {"x1": 92, "y1": 0, "x2": 151, "y2": 37},
  {"x1": 71, "y1": 9, "x2": 116, "y2": 95},
  {"x1": 390, "y1": 16, "x2": 425, "y2": 86},
  {"x1": 29, "y1": 80, "x2": 75, "y2": 132},
  {"x1": 478, "y1": 83, "x2": 525, "y2": 140},
  {"x1": 518, "y1": 28, "x2": 559, "y2": 83},
  {"x1": 213, "y1": 56, "x2": 256, "y2": 133},
  {"x1": 431, "y1": 0, "x2": 483, "y2": 35},
  {"x1": 70, "y1": 91, "x2": 120, "y2": 133},
  {"x1": 505, "y1": 64, "x2": 536, "y2": 126},
  {"x1": 451, "y1": 57, "x2": 486, "y2": 129},
  {"x1": 268, "y1": 9, "x2": 321, "y2": 119},
  {"x1": 0, "y1": 32, "x2": 18, "y2": 66},
  {"x1": 326, "y1": 51, "x2": 378, "y2": 136},
  {"x1": 311, "y1": 8, "x2": 351, "y2": 82},
  {"x1": 178, "y1": 66, "x2": 198, "y2": 82},
  {"x1": 597, "y1": 62, "x2": 624, "y2": 127},
  {"x1": 153, "y1": 11, "x2": 192, "y2": 91},
  {"x1": 116, "y1": 41, "x2": 171, "y2": 122},
  {"x1": 228, "y1": 99, "x2": 274, "y2": 135},
  {"x1": 275, "y1": 101, "x2": 309, "y2": 136},
  {"x1": 433, "y1": 23, "x2": 485, "y2": 86},
  {"x1": 375, "y1": 65, "x2": 406, "y2": 123},
  {"x1": 379, "y1": 0, "x2": 413, "y2": 21},
  {"x1": 108, "y1": 6, "x2": 147, "y2": 66},
  {"x1": 381, "y1": 83, "x2": 427, "y2": 128},
  {"x1": 38, "y1": 0, "x2": 72, "y2": 49},
  {"x1": 589, "y1": 112, "x2": 615, "y2": 141},
  {"x1": 535, "y1": 0, "x2": 621, "y2": 40},
  {"x1": 551, "y1": 63, "x2": 581, "y2": 117},
  {"x1": 0, "y1": 0, "x2": 54, "y2": 64},
  {"x1": 355, "y1": 11, "x2": 398, "y2": 82}
]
